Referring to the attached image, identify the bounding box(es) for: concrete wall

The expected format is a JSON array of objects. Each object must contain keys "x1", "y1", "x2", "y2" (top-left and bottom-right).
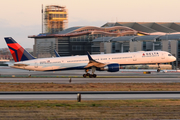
[
  {"x1": 136, "y1": 41, "x2": 142, "y2": 51},
  {"x1": 105, "y1": 42, "x2": 112, "y2": 53},
  {"x1": 162, "y1": 40, "x2": 177, "y2": 57},
  {"x1": 162, "y1": 40, "x2": 168, "y2": 51},
  {"x1": 171, "y1": 40, "x2": 178, "y2": 57},
  {"x1": 115, "y1": 43, "x2": 121, "y2": 52},
  {"x1": 129, "y1": 41, "x2": 134, "y2": 52},
  {"x1": 100, "y1": 42, "x2": 104, "y2": 53},
  {"x1": 129, "y1": 41, "x2": 142, "y2": 52},
  {"x1": 146, "y1": 42, "x2": 153, "y2": 51},
  {"x1": 34, "y1": 38, "x2": 56, "y2": 58}
]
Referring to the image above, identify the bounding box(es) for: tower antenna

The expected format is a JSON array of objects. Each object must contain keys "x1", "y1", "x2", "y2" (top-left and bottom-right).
[{"x1": 42, "y1": 4, "x2": 43, "y2": 34}]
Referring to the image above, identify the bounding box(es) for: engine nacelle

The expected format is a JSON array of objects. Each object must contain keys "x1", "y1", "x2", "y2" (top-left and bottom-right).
[
  {"x1": 98, "y1": 63, "x2": 119, "y2": 72},
  {"x1": 106, "y1": 63, "x2": 120, "y2": 72}
]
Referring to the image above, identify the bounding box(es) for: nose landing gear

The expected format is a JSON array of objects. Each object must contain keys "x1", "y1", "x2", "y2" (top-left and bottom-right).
[{"x1": 157, "y1": 63, "x2": 161, "y2": 72}]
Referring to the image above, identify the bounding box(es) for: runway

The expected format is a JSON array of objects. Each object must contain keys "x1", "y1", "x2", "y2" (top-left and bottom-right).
[
  {"x1": 1, "y1": 66, "x2": 180, "y2": 78},
  {"x1": 0, "y1": 77, "x2": 180, "y2": 83},
  {"x1": 1, "y1": 67, "x2": 180, "y2": 101},
  {"x1": 0, "y1": 91, "x2": 180, "y2": 100}
]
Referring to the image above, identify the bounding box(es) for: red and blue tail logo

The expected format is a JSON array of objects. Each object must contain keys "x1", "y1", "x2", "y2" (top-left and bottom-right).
[{"x1": 4, "y1": 37, "x2": 35, "y2": 62}]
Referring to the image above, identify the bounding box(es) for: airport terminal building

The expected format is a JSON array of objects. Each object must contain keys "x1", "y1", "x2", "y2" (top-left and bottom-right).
[
  {"x1": 29, "y1": 26, "x2": 138, "y2": 57},
  {"x1": 28, "y1": 22, "x2": 180, "y2": 67}
]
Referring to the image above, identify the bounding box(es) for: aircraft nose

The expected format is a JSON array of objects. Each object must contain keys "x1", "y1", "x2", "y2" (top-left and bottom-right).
[{"x1": 172, "y1": 56, "x2": 176, "y2": 61}]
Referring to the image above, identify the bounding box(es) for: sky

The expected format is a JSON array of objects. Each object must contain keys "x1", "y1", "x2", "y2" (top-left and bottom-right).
[{"x1": 0, "y1": 0, "x2": 180, "y2": 48}]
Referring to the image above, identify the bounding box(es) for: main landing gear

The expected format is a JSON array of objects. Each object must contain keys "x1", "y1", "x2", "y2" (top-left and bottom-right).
[
  {"x1": 157, "y1": 63, "x2": 161, "y2": 72},
  {"x1": 83, "y1": 68, "x2": 97, "y2": 78}
]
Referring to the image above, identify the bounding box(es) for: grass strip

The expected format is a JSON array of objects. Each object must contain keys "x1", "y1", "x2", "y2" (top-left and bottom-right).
[
  {"x1": 0, "y1": 99, "x2": 180, "y2": 119},
  {"x1": 0, "y1": 83, "x2": 180, "y2": 91}
]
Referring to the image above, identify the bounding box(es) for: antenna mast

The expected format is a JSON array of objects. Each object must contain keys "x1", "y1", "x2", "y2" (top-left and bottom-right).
[{"x1": 42, "y1": 4, "x2": 43, "y2": 34}]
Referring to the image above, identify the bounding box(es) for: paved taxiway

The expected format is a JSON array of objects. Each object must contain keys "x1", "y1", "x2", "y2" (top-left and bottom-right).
[
  {"x1": 0, "y1": 91, "x2": 180, "y2": 100},
  {"x1": 1, "y1": 66, "x2": 180, "y2": 78},
  {"x1": 1, "y1": 66, "x2": 180, "y2": 100},
  {"x1": 0, "y1": 78, "x2": 180, "y2": 83}
]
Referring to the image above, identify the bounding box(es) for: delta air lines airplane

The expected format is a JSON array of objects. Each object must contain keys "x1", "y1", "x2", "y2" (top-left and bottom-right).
[{"x1": 4, "y1": 37, "x2": 176, "y2": 78}]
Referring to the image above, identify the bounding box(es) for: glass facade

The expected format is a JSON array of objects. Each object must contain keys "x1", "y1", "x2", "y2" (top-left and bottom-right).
[
  {"x1": 69, "y1": 34, "x2": 92, "y2": 55},
  {"x1": 178, "y1": 41, "x2": 180, "y2": 59},
  {"x1": 57, "y1": 37, "x2": 69, "y2": 56},
  {"x1": 112, "y1": 43, "x2": 116, "y2": 53},
  {"x1": 154, "y1": 41, "x2": 162, "y2": 51},
  {"x1": 70, "y1": 35, "x2": 90, "y2": 42}
]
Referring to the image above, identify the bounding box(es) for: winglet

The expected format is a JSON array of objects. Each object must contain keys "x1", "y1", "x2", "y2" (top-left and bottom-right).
[
  {"x1": 85, "y1": 51, "x2": 106, "y2": 68},
  {"x1": 87, "y1": 51, "x2": 93, "y2": 61},
  {"x1": 54, "y1": 50, "x2": 60, "y2": 57}
]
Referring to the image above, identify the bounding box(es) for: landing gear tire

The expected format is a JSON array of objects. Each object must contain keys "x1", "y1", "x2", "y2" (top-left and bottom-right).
[
  {"x1": 89, "y1": 74, "x2": 93, "y2": 78},
  {"x1": 83, "y1": 74, "x2": 87, "y2": 78},
  {"x1": 157, "y1": 63, "x2": 161, "y2": 72},
  {"x1": 157, "y1": 68, "x2": 161, "y2": 72},
  {"x1": 89, "y1": 74, "x2": 97, "y2": 78},
  {"x1": 83, "y1": 69, "x2": 97, "y2": 78},
  {"x1": 93, "y1": 74, "x2": 97, "y2": 78}
]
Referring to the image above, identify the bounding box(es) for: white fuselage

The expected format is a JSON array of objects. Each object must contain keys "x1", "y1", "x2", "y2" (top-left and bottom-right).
[{"x1": 11, "y1": 51, "x2": 176, "y2": 71}]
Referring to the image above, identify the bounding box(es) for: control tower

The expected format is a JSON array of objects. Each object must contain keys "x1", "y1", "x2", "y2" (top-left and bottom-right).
[{"x1": 44, "y1": 5, "x2": 68, "y2": 33}]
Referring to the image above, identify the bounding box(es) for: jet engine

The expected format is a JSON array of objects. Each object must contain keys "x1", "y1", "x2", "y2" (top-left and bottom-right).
[{"x1": 98, "y1": 63, "x2": 120, "y2": 72}]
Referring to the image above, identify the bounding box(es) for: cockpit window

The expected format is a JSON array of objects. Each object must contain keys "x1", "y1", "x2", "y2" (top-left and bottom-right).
[{"x1": 168, "y1": 54, "x2": 172, "y2": 56}]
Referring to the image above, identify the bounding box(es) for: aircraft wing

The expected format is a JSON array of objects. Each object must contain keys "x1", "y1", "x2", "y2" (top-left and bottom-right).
[
  {"x1": 84, "y1": 60, "x2": 107, "y2": 68},
  {"x1": 84, "y1": 52, "x2": 107, "y2": 68}
]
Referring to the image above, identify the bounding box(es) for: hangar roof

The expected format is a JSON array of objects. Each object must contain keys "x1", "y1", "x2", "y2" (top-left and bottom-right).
[
  {"x1": 29, "y1": 22, "x2": 180, "y2": 39},
  {"x1": 102, "y1": 22, "x2": 180, "y2": 33},
  {"x1": 58, "y1": 26, "x2": 83, "y2": 34},
  {"x1": 28, "y1": 26, "x2": 137, "y2": 38},
  {"x1": 159, "y1": 34, "x2": 180, "y2": 40},
  {"x1": 133, "y1": 35, "x2": 160, "y2": 41},
  {"x1": 93, "y1": 34, "x2": 180, "y2": 42},
  {"x1": 111, "y1": 36, "x2": 134, "y2": 42},
  {"x1": 92, "y1": 37, "x2": 114, "y2": 42}
]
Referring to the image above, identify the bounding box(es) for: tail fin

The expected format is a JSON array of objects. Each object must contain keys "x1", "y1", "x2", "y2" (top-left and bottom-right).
[
  {"x1": 4, "y1": 37, "x2": 35, "y2": 62},
  {"x1": 54, "y1": 49, "x2": 60, "y2": 57}
]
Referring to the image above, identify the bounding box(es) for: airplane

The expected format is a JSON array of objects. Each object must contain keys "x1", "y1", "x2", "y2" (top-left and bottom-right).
[{"x1": 4, "y1": 37, "x2": 176, "y2": 78}]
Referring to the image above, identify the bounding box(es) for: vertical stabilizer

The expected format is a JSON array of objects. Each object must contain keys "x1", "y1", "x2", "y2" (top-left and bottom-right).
[{"x1": 4, "y1": 37, "x2": 35, "y2": 62}]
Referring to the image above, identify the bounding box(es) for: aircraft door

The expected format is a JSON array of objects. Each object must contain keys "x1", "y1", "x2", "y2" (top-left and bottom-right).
[
  {"x1": 133, "y1": 55, "x2": 137, "y2": 61},
  {"x1": 161, "y1": 53, "x2": 165, "y2": 59},
  {"x1": 34, "y1": 62, "x2": 38, "y2": 68}
]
